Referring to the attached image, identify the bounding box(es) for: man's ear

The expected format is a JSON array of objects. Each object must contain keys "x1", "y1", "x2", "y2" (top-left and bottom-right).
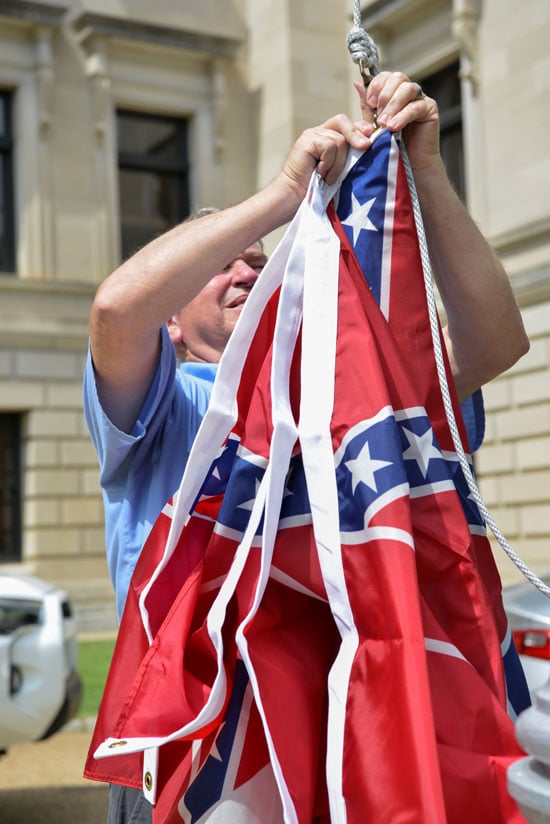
[
  {"x1": 167, "y1": 316, "x2": 188, "y2": 360},
  {"x1": 166, "y1": 315, "x2": 183, "y2": 344}
]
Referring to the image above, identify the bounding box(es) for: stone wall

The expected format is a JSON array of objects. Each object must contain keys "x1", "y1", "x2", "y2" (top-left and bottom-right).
[{"x1": 479, "y1": 298, "x2": 550, "y2": 585}]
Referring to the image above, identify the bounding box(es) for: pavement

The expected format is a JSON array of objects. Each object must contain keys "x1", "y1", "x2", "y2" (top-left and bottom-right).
[{"x1": 0, "y1": 721, "x2": 109, "y2": 824}]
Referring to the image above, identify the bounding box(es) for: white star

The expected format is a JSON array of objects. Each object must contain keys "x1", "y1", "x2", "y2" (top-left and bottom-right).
[
  {"x1": 345, "y1": 440, "x2": 392, "y2": 493},
  {"x1": 211, "y1": 443, "x2": 231, "y2": 480},
  {"x1": 341, "y1": 192, "x2": 377, "y2": 245},
  {"x1": 208, "y1": 722, "x2": 226, "y2": 762},
  {"x1": 237, "y1": 478, "x2": 261, "y2": 511},
  {"x1": 402, "y1": 427, "x2": 441, "y2": 478}
]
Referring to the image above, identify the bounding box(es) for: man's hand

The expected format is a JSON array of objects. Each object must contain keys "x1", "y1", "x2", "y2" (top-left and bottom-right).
[
  {"x1": 277, "y1": 71, "x2": 441, "y2": 212},
  {"x1": 278, "y1": 114, "x2": 371, "y2": 205},
  {"x1": 351, "y1": 74, "x2": 528, "y2": 400},
  {"x1": 354, "y1": 72, "x2": 440, "y2": 172}
]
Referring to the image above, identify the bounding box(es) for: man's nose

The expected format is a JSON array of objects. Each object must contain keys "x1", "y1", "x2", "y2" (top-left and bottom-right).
[{"x1": 231, "y1": 259, "x2": 260, "y2": 286}]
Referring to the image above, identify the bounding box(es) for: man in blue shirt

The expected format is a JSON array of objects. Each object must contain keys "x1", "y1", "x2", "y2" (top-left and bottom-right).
[{"x1": 84, "y1": 72, "x2": 529, "y2": 823}]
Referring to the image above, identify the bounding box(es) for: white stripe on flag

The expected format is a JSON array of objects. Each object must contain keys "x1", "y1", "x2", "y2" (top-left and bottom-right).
[
  {"x1": 234, "y1": 185, "x2": 308, "y2": 824},
  {"x1": 409, "y1": 479, "x2": 461, "y2": 498},
  {"x1": 341, "y1": 524, "x2": 415, "y2": 548},
  {"x1": 268, "y1": 565, "x2": 329, "y2": 602},
  {"x1": 379, "y1": 136, "x2": 399, "y2": 320},
  {"x1": 500, "y1": 622, "x2": 519, "y2": 721},
  {"x1": 424, "y1": 637, "x2": 471, "y2": 664},
  {"x1": 299, "y1": 166, "x2": 352, "y2": 824}
]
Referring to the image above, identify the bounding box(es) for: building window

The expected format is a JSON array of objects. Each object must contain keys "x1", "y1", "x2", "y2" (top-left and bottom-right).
[
  {"x1": 0, "y1": 414, "x2": 22, "y2": 562},
  {"x1": 421, "y1": 62, "x2": 465, "y2": 202},
  {"x1": 117, "y1": 110, "x2": 190, "y2": 261},
  {"x1": 0, "y1": 90, "x2": 15, "y2": 273}
]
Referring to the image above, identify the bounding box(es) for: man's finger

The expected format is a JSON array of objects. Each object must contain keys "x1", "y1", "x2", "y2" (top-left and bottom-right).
[{"x1": 352, "y1": 81, "x2": 379, "y2": 132}]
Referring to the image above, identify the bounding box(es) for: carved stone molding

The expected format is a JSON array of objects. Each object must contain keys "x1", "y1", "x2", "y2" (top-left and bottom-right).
[
  {"x1": 512, "y1": 265, "x2": 550, "y2": 307},
  {"x1": 62, "y1": 11, "x2": 111, "y2": 139},
  {"x1": 70, "y1": 11, "x2": 241, "y2": 60},
  {"x1": 490, "y1": 216, "x2": 550, "y2": 258},
  {"x1": 34, "y1": 25, "x2": 55, "y2": 133},
  {"x1": 451, "y1": 0, "x2": 481, "y2": 93},
  {"x1": 87, "y1": 39, "x2": 111, "y2": 140},
  {"x1": 360, "y1": 0, "x2": 481, "y2": 92},
  {"x1": 0, "y1": 1, "x2": 66, "y2": 27},
  {"x1": 211, "y1": 57, "x2": 227, "y2": 162}
]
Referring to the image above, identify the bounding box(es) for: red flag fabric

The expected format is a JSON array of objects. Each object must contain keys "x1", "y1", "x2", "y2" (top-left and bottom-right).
[{"x1": 85, "y1": 130, "x2": 527, "y2": 823}]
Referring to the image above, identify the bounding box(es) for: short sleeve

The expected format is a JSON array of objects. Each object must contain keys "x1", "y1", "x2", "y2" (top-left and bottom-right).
[{"x1": 460, "y1": 389, "x2": 485, "y2": 454}]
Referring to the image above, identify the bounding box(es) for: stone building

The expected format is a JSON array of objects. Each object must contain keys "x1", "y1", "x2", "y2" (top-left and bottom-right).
[{"x1": 0, "y1": 0, "x2": 548, "y2": 633}]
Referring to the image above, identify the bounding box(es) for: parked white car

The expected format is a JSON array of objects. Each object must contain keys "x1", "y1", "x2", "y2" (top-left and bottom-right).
[
  {"x1": 0, "y1": 572, "x2": 82, "y2": 753},
  {"x1": 503, "y1": 575, "x2": 550, "y2": 698},
  {"x1": 504, "y1": 576, "x2": 550, "y2": 823}
]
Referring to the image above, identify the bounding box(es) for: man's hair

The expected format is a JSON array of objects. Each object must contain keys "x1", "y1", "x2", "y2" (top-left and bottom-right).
[{"x1": 184, "y1": 207, "x2": 264, "y2": 251}]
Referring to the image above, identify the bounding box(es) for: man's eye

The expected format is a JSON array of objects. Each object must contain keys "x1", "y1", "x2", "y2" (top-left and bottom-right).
[{"x1": 222, "y1": 262, "x2": 266, "y2": 273}]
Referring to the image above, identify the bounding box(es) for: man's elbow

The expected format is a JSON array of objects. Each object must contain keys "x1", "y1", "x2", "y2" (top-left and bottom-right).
[
  {"x1": 89, "y1": 279, "x2": 130, "y2": 346},
  {"x1": 474, "y1": 327, "x2": 530, "y2": 394},
  {"x1": 493, "y1": 326, "x2": 530, "y2": 377},
  {"x1": 449, "y1": 326, "x2": 530, "y2": 402},
  {"x1": 513, "y1": 327, "x2": 531, "y2": 362}
]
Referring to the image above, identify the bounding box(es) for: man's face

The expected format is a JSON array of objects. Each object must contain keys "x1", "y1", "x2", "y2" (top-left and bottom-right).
[{"x1": 168, "y1": 243, "x2": 267, "y2": 362}]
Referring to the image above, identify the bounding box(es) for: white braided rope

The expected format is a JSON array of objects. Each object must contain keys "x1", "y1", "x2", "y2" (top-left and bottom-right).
[
  {"x1": 397, "y1": 135, "x2": 550, "y2": 598},
  {"x1": 346, "y1": 1, "x2": 380, "y2": 82}
]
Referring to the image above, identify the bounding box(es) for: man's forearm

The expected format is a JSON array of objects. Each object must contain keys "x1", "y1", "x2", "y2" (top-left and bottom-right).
[{"x1": 413, "y1": 158, "x2": 529, "y2": 400}]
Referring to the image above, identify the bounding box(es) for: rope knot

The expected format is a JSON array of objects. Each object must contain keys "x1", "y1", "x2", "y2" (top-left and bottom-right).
[{"x1": 346, "y1": 26, "x2": 380, "y2": 85}]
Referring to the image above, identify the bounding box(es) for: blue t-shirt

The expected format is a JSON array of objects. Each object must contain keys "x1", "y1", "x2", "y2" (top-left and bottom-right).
[
  {"x1": 84, "y1": 327, "x2": 217, "y2": 619},
  {"x1": 84, "y1": 325, "x2": 485, "y2": 620}
]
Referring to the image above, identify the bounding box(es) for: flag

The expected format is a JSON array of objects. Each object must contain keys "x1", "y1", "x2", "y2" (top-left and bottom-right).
[{"x1": 85, "y1": 129, "x2": 529, "y2": 823}]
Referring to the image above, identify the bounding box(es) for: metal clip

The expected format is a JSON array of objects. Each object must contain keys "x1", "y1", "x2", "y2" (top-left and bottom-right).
[
  {"x1": 359, "y1": 58, "x2": 374, "y2": 88},
  {"x1": 358, "y1": 59, "x2": 379, "y2": 128}
]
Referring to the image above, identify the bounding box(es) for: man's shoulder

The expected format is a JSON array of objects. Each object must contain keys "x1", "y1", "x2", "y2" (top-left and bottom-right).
[
  {"x1": 174, "y1": 361, "x2": 217, "y2": 418},
  {"x1": 178, "y1": 361, "x2": 218, "y2": 384}
]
